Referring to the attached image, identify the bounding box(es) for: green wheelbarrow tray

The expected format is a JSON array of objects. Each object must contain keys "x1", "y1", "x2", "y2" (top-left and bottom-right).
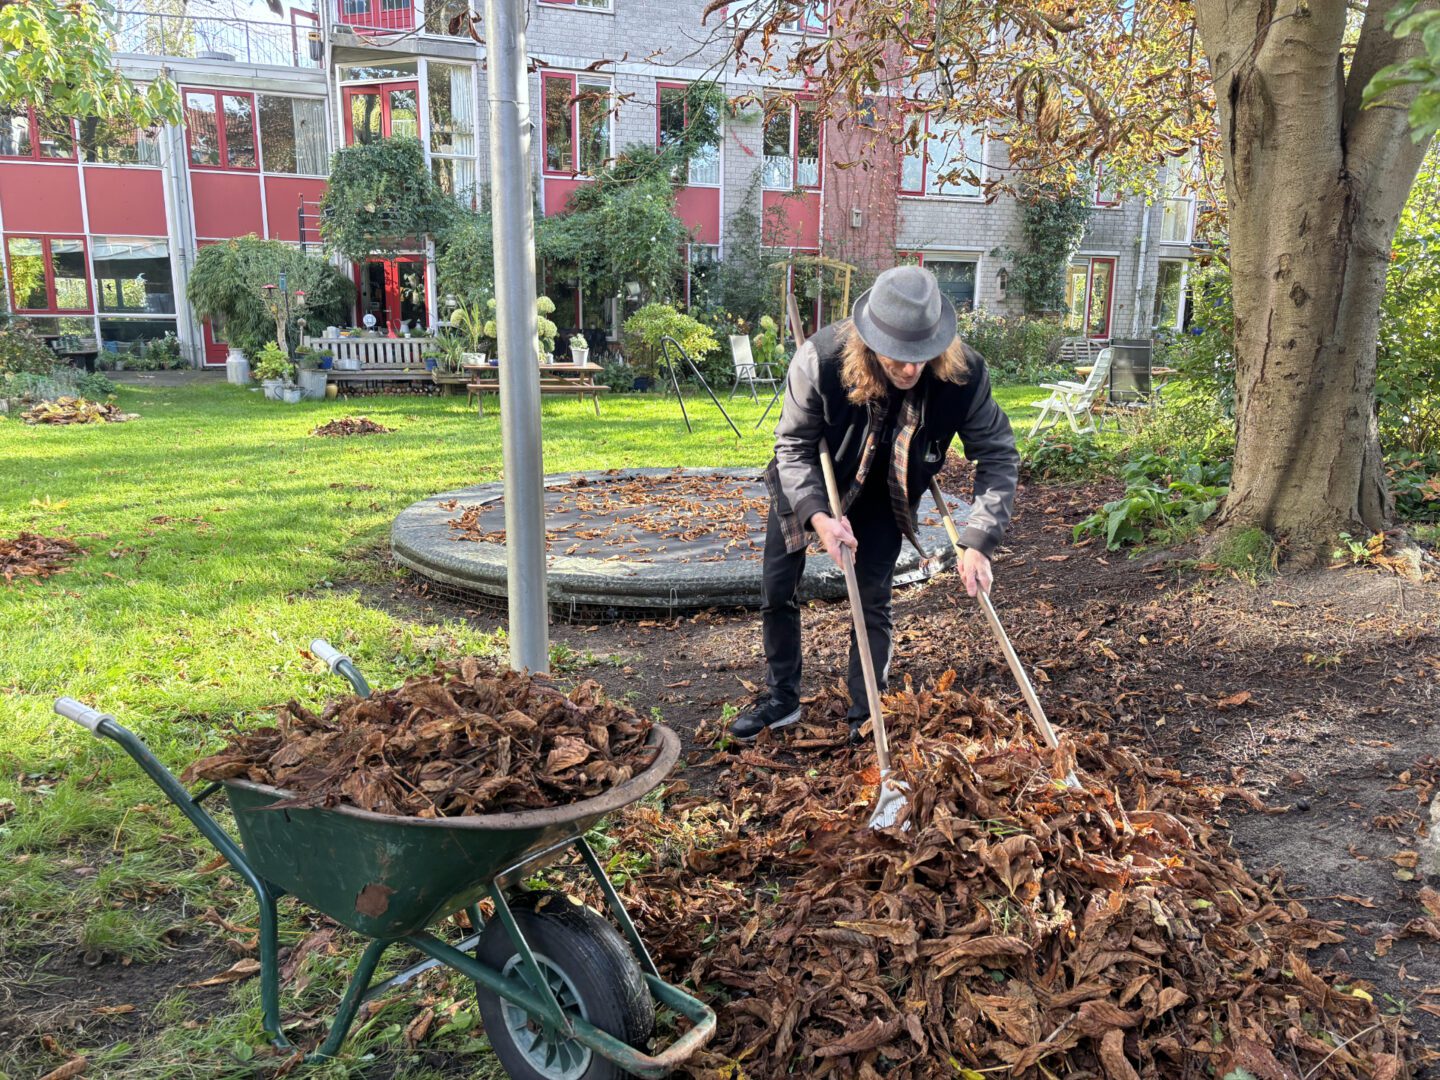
[
  {"x1": 54, "y1": 691, "x2": 716, "y2": 1080},
  {"x1": 221, "y1": 725, "x2": 680, "y2": 940}
]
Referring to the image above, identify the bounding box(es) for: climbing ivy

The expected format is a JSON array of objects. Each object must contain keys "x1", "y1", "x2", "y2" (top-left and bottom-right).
[
  {"x1": 1001, "y1": 184, "x2": 1092, "y2": 314},
  {"x1": 320, "y1": 137, "x2": 460, "y2": 264}
]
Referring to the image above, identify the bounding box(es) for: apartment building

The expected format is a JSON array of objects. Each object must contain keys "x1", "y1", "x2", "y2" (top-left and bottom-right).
[{"x1": 0, "y1": 0, "x2": 1199, "y2": 368}]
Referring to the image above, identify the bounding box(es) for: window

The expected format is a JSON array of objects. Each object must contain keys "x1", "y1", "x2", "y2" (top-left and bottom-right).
[
  {"x1": 685, "y1": 244, "x2": 720, "y2": 310},
  {"x1": 6, "y1": 237, "x2": 91, "y2": 313},
  {"x1": 762, "y1": 98, "x2": 821, "y2": 191},
  {"x1": 657, "y1": 83, "x2": 720, "y2": 187},
  {"x1": 184, "y1": 90, "x2": 257, "y2": 170},
  {"x1": 344, "y1": 83, "x2": 420, "y2": 145},
  {"x1": 1065, "y1": 257, "x2": 1116, "y2": 339},
  {"x1": 0, "y1": 106, "x2": 75, "y2": 160},
  {"x1": 926, "y1": 258, "x2": 977, "y2": 312},
  {"x1": 92, "y1": 238, "x2": 174, "y2": 315},
  {"x1": 99, "y1": 319, "x2": 179, "y2": 356},
  {"x1": 901, "y1": 113, "x2": 983, "y2": 198},
  {"x1": 78, "y1": 116, "x2": 160, "y2": 166},
  {"x1": 1160, "y1": 154, "x2": 1196, "y2": 243},
  {"x1": 782, "y1": 0, "x2": 827, "y2": 32},
  {"x1": 337, "y1": 0, "x2": 414, "y2": 31},
  {"x1": 1092, "y1": 162, "x2": 1120, "y2": 208},
  {"x1": 542, "y1": 74, "x2": 611, "y2": 176},
  {"x1": 429, "y1": 63, "x2": 477, "y2": 203},
  {"x1": 259, "y1": 96, "x2": 327, "y2": 174},
  {"x1": 1153, "y1": 259, "x2": 1189, "y2": 331},
  {"x1": 541, "y1": 0, "x2": 613, "y2": 10}
]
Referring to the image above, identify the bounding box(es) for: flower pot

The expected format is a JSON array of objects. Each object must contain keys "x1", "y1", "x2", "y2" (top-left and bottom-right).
[
  {"x1": 297, "y1": 368, "x2": 328, "y2": 400},
  {"x1": 324, "y1": 383, "x2": 338, "y2": 400},
  {"x1": 571, "y1": 347, "x2": 589, "y2": 366},
  {"x1": 319, "y1": 357, "x2": 333, "y2": 370},
  {"x1": 261, "y1": 378, "x2": 284, "y2": 400},
  {"x1": 281, "y1": 385, "x2": 304, "y2": 404},
  {"x1": 424, "y1": 357, "x2": 438, "y2": 371},
  {"x1": 631, "y1": 376, "x2": 653, "y2": 391}
]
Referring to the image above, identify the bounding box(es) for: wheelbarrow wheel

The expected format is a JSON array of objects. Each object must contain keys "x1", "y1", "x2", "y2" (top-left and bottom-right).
[{"x1": 475, "y1": 890, "x2": 654, "y2": 1080}]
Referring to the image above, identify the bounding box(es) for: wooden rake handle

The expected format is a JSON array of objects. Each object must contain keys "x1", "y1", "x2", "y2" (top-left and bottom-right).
[
  {"x1": 818, "y1": 441, "x2": 891, "y2": 771},
  {"x1": 927, "y1": 478, "x2": 1063, "y2": 752}
]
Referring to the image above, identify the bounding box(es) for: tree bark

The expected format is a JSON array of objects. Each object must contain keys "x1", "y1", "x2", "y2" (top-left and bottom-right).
[{"x1": 1193, "y1": 0, "x2": 1434, "y2": 564}]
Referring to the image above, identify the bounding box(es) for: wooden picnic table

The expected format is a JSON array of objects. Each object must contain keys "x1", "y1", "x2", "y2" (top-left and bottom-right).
[{"x1": 463, "y1": 361, "x2": 610, "y2": 416}]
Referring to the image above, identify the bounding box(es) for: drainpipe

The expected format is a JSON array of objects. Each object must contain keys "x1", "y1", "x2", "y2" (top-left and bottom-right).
[
  {"x1": 159, "y1": 65, "x2": 203, "y2": 368},
  {"x1": 486, "y1": 0, "x2": 549, "y2": 674},
  {"x1": 1130, "y1": 193, "x2": 1152, "y2": 337}
]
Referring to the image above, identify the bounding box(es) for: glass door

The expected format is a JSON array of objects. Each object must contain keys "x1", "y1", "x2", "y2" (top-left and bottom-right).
[
  {"x1": 343, "y1": 82, "x2": 420, "y2": 146},
  {"x1": 358, "y1": 257, "x2": 427, "y2": 335}
]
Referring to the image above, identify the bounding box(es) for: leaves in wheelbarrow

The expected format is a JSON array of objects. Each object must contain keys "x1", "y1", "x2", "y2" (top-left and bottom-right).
[
  {"x1": 182, "y1": 661, "x2": 656, "y2": 817},
  {"x1": 591, "y1": 674, "x2": 1409, "y2": 1080}
]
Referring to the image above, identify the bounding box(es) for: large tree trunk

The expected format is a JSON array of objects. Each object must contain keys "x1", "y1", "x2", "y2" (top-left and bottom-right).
[{"x1": 1193, "y1": 0, "x2": 1434, "y2": 565}]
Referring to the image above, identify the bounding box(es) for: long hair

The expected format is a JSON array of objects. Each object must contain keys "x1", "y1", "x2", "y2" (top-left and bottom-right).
[{"x1": 838, "y1": 319, "x2": 970, "y2": 405}]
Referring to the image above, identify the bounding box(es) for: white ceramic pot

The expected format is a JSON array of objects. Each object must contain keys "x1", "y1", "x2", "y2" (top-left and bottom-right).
[{"x1": 571, "y1": 347, "x2": 589, "y2": 366}]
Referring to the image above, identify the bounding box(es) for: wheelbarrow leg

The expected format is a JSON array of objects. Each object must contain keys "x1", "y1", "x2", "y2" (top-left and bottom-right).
[
  {"x1": 574, "y1": 836, "x2": 659, "y2": 978},
  {"x1": 310, "y1": 938, "x2": 392, "y2": 1060},
  {"x1": 257, "y1": 883, "x2": 287, "y2": 1046}
]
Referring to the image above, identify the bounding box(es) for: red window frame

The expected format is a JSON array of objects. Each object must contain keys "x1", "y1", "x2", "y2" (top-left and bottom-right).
[
  {"x1": 762, "y1": 96, "x2": 822, "y2": 192},
  {"x1": 5, "y1": 235, "x2": 94, "y2": 314},
  {"x1": 1093, "y1": 162, "x2": 1120, "y2": 208},
  {"x1": 656, "y1": 81, "x2": 721, "y2": 189},
  {"x1": 183, "y1": 89, "x2": 259, "y2": 172},
  {"x1": 542, "y1": 73, "x2": 611, "y2": 178},
  {"x1": 0, "y1": 106, "x2": 76, "y2": 161},
  {"x1": 342, "y1": 82, "x2": 421, "y2": 145},
  {"x1": 336, "y1": 0, "x2": 414, "y2": 31}
]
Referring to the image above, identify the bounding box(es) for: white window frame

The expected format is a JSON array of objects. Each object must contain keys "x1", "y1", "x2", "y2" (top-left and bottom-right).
[{"x1": 899, "y1": 113, "x2": 985, "y2": 200}]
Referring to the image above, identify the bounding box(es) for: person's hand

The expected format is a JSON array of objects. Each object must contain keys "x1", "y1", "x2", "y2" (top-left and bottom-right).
[
  {"x1": 811, "y1": 512, "x2": 857, "y2": 569},
  {"x1": 959, "y1": 547, "x2": 992, "y2": 597}
]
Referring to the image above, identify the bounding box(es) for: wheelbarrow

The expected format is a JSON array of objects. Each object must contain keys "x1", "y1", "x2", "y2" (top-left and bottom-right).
[{"x1": 53, "y1": 639, "x2": 715, "y2": 1080}]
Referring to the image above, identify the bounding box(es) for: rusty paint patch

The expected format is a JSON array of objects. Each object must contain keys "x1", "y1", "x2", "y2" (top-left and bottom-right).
[{"x1": 355, "y1": 883, "x2": 395, "y2": 917}]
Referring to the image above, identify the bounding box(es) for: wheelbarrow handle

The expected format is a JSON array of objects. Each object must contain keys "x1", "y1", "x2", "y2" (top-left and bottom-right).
[{"x1": 55, "y1": 696, "x2": 113, "y2": 735}]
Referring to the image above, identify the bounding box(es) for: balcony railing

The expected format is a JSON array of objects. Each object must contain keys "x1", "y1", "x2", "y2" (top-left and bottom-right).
[{"x1": 112, "y1": 9, "x2": 324, "y2": 69}]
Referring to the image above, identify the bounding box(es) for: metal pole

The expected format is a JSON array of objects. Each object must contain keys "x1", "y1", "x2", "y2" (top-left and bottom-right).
[{"x1": 485, "y1": 0, "x2": 549, "y2": 673}]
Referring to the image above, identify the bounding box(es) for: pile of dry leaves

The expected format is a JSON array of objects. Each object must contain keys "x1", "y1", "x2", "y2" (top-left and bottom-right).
[
  {"x1": 602, "y1": 673, "x2": 1409, "y2": 1079},
  {"x1": 0, "y1": 532, "x2": 83, "y2": 584},
  {"x1": 446, "y1": 471, "x2": 767, "y2": 563},
  {"x1": 182, "y1": 660, "x2": 657, "y2": 816},
  {"x1": 22, "y1": 397, "x2": 136, "y2": 425},
  {"x1": 311, "y1": 417, "x2": 393, "y2": 437}
]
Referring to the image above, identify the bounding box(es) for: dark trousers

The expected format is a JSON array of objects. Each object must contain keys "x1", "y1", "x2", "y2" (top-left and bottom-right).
[{"x1": 761, "y1": 486, "x2": 904, "y2": 718}]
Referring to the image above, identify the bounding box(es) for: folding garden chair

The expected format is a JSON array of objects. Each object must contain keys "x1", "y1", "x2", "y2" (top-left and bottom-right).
[
  {"x1": 728, "y1": 334, "x2": 783, "y2": 402},
  {"x1": 1029, "y1": 347, "x2": 1113, "y2": 436}
]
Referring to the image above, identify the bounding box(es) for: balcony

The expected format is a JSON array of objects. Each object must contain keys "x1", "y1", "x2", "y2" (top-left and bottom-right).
[{"x1": 112, "y1": 9, "x2": 324, "y2": 69}]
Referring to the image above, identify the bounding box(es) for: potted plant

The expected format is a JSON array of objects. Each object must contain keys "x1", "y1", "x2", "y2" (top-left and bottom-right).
[
  {"x1": 252, "y1": 342, "x2": 294, "y2": 400},
  {"x1": 569, "y1": 333, "x2": 590, "y2": 366},
  {"x1": 448, "y1": 300, "x2": 496, "y2": 367},
  {"x1": 294, "y1": 347, "x2": 328, "y2": 400}
]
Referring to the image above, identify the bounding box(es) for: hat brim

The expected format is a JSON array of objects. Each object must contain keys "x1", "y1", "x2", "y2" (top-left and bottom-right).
[{"x1": 851, "y1": 288, "x2": 958, "y2": 364}]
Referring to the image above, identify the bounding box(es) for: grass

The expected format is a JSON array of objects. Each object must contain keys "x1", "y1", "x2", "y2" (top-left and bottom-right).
[{"x1": 0, "y1": 378, "x2": 1042, "y2": 1078}]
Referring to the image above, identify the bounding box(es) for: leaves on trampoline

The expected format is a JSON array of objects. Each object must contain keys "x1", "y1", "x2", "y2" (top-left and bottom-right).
[{"x1": 184, "y1": 665, "x2": 655, "y2": 817}]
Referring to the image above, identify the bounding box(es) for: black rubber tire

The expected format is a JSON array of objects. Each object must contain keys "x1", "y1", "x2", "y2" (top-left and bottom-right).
[{"x1": 474, "y1": 890, "x2": 654, "y2": 1080}]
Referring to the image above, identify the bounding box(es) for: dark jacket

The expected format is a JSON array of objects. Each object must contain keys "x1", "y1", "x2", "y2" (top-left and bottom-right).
[{"x1": 767, "y1": 321, "x2": 1020, "y2": 558}]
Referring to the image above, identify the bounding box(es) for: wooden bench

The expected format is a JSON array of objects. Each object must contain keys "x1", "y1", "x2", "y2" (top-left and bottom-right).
[{"x1": 303, "y1": 336, "x2": 439, "y2": 389}]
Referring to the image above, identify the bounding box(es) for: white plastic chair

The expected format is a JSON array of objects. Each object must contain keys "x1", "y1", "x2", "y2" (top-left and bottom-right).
[
  {"x1": 1028, "y1": 347, "x2": 1114, "y2": 436},
  {"x1": 728, "y1": 334, "x2": 782, "y2": 401}
]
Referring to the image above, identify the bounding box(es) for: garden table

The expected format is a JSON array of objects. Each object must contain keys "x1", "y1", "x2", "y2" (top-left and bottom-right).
[{"x1": 463, "y1": 362, "x2": 609, "y2": 417}]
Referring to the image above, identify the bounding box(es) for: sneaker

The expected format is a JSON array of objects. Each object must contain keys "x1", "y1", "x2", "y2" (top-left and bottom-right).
[{"x1": 730, "y1": 698, "x2": 801, "y2": 741}]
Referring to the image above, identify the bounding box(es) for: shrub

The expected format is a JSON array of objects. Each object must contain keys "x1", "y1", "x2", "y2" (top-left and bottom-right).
[
  {"x1": 1387, "y1": 453, "x2": 1440, "y2": 522},
  {"x1": 622, "y1": 303, "x2": 719, "y2": 380},
  {"x1": 251, "y1": 342, "x2": 294, "y2": 383},
  {"x1": 1019, "y1": 435, "x2": 1115, "y2": 482},
  {"x1": 0, "y1": 320, "x2": 59, "y2": 377},
  {"x1": 954, "y1": 310, "x2": 1069, "y2": 384},
  {"x1": 321, "y1": 137, "x2": 460, "y2": 264},
  {"x1": 1073, "y1": 451, "x2": 1231, "y2": 550},
  {"x1": 1, "y1": 364, "x2": 113, "y2": 403}
]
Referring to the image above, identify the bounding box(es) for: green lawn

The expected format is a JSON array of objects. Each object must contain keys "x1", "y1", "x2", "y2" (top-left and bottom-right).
[{"x1": 0, "y1": 379, "x2": 1041, "y2": 1079}]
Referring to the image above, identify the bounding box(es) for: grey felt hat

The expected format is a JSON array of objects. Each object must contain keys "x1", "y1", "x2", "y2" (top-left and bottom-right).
[{"x1": 851, "y1": 265, "x2": 957, "y2": 364}]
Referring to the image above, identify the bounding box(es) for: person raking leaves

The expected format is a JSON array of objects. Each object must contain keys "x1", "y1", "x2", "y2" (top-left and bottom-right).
[{"x1": 731, "y1": 265, "x2": 1021, "y2": 744}]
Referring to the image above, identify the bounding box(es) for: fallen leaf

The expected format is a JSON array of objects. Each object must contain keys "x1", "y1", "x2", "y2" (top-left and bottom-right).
[
  {"x1": 38, "y1": 1058, "x2": 87, "y2": 1080},
  {"x1": 91, "y1": 1004, "x2": 136, "y2": 1016},
  {"x1": 186, "y1": 958, "x2": 260, "y2": 987},
  {"x1": 1216, "y1": 691, "x2": 1252, "y2": 709}
]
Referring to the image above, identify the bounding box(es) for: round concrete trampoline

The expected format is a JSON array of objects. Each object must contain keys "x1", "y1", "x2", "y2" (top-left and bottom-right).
[{"x1": 391, "y1": 468, "x2": 972, "y2": 616}]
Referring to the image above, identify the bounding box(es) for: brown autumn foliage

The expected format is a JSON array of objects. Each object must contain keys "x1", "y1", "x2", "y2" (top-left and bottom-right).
[
  {"x1": 605, "y1": 672, "x2": 1408, "y2": 1079},
  {"x1": 0, "y1": 532, "x2": 83, "y2": 584},
  {"x1": 182, "y1": 660, "x2": 657, "y2": 816},
  {"x1": 21, "y1": 397, "x2": 136, "y2": 424},
  {"x1": 310, "y1": 417, "x2": 393, "y2": 437}
]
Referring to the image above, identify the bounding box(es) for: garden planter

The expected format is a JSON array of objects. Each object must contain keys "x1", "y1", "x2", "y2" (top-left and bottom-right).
[
  {"x1": 297, "y1": 369, "x2": 328, "y2": 400},
  {"x1": 325, "y1": 384, "x2": 339, "y2": 400},
  {"x1": 424, "y1": 357, "x2": 438, "y2": 372},
  {"x1": 261, "y1": 379, "x2": 284, "y2": 400},
  {"x1": 281, "y1": 386, "x2": 304, "y2": 404},
  {"x1": 462, "y1": 352, "x2": 487, "y2": 367},
  {"x1": 320, "y1": 357, "x2": 333, "y2": 370},
  {"x1": 571, "y1": 348, "x2": 590, "y2": 366}
]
